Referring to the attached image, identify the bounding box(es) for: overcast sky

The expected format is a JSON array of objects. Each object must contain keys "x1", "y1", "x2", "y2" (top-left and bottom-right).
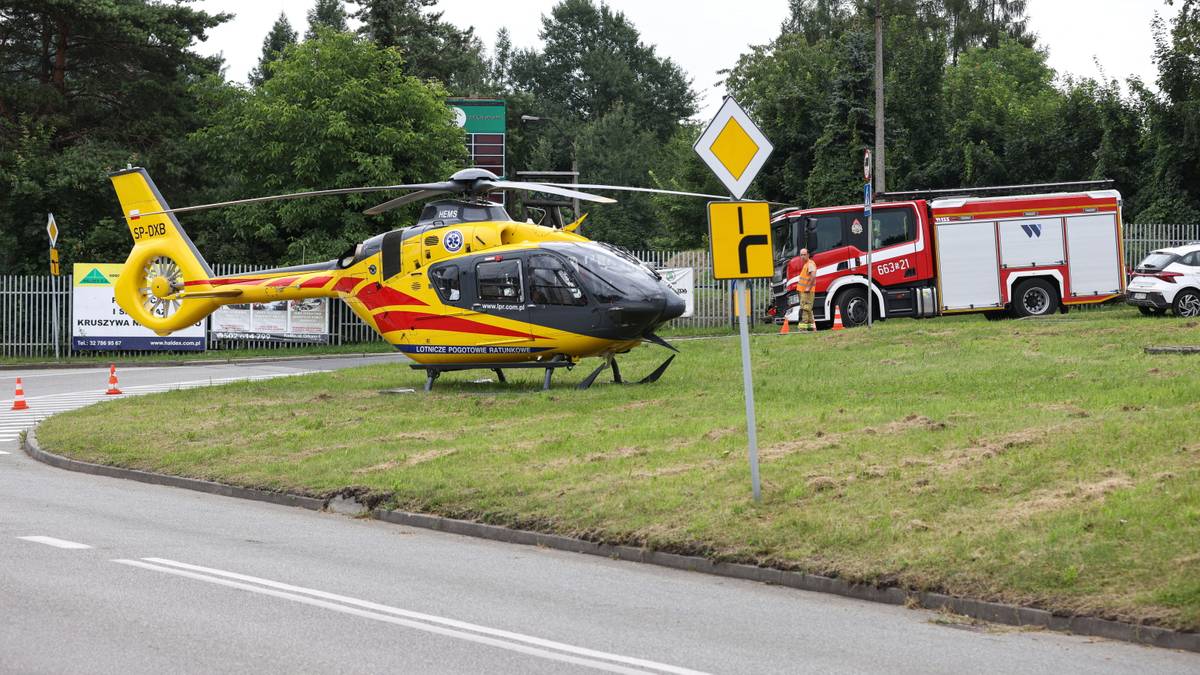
[{"x1": 191, "y1": 0, "x2": 1180, "y2": 119}]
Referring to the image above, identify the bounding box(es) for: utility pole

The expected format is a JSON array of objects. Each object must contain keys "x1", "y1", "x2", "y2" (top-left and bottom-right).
[{"x1": 874, "y1": 0, "x2": 886, "y2": 194}]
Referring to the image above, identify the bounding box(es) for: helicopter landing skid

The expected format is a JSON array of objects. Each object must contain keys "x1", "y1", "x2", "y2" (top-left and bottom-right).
[
  {"x1": 410, "y1": 360, "x2": 574, "y2": 392},
  {"x1": 576, "y1": 354, "x2": 676, "y2": 390}
]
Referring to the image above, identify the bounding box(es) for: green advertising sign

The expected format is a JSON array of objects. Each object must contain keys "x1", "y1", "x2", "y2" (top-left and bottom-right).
[{"x1": 448, "y1": 99, "x2": 505, "y2": 134}]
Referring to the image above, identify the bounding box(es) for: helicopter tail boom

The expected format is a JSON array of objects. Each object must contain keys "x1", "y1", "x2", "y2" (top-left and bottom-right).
[{"x1": 109, "y1": 168, "x2": 373, "y2": 336}]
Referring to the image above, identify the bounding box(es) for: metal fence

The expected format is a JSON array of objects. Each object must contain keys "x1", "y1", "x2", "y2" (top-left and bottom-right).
[
  {"x1": 3, "y1": 225, "x2": 1198, "y2": 358},
  {"x1": 0, "y1": 275, "x2": 70, "y2": 359},
  {"x1": 1122, "y1": 223, "x2": 1200, "y2": 268}
]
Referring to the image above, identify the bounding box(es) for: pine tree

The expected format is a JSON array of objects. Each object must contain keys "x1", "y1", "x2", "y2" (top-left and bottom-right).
[
  {"x1": 0, "y1": 0, "x2": 228, "y2": 273},
  {"x1": 249, "y1": 13, "x2": 298, "y2": 87},
  {"x1": 306, "y1": 0, "x2": 349, "y2": 39},
  {"x1": 349, "y1": 0, "x2": 488, "y2": 94}
]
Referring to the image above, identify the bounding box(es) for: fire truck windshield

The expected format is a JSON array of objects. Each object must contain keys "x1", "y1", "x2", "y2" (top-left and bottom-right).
[{"x1": 773, "y1": 219, "x2": 796, "y2": 261}]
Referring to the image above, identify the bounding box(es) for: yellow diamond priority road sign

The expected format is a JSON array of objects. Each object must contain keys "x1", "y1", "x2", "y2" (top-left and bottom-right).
[
  {"x1": 708, "y1": 201, "x2": 773, "y2": 280},
  {"x1": 694, "y1": 97, "x2": 774, "y2": 200},
  {"x1": 46, "y1": 213, "x2": 59, "y2": 247}
]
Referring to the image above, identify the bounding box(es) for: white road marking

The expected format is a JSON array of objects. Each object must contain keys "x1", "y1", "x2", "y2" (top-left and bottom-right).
[
  {"x1": 117, "y1": 558, "x2": 706, "y2": 675},
  {"x1": 0, "y1": 450, "x2": 10, "y2": 455},
  {"x1": 18, "y1": 536, "x2": 91, "y2": 549}
]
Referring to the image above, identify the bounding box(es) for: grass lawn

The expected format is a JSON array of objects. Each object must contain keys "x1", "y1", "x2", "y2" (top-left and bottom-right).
[{"x1": 37, "y1": 306, "x2": 1200, "y2": 630}]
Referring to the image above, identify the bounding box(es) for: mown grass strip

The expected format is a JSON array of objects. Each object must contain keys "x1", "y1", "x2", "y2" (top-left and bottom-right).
[{"x1": 38, "y1": 306, "x2": 1200, "y2": 630}]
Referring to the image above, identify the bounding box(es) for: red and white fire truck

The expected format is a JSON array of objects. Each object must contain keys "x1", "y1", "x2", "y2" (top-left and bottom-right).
[{"x1": 770, "y1": 185, "x2": 1127, "y2": 326}]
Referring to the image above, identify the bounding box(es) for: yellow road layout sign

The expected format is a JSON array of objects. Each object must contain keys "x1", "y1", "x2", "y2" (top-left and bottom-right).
[{"x1": 707, "y1": 201, "x2": 773, "y2": 280}]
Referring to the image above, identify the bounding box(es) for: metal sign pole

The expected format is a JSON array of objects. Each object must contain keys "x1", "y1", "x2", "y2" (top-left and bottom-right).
[
  {"x1": 51, "y1": 276, "x2": 60, "y2": 359},
  {"x1": 863, "y1": 151, "x2": 873, "y2": 329},
  {"x1": 47, "y1": 213, "x2": 61, "y2": 358},
  {"x1": 695, "y1": 96, "x2": 774, "y2": 503},
  {"x1": 736, "y1": 278, "x2": 762, "y2": 502},
  {"x1": 866, "y1": 182, "x2": 873, "y2": 328}
]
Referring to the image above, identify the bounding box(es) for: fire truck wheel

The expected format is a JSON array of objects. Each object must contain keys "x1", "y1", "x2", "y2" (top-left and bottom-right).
[
  {"x1": 836, "y1": 288, "x2": 871, "y2": 327},
  {"x1": 1011, "y1": 278, "x2": 1059, "y2": 317}
]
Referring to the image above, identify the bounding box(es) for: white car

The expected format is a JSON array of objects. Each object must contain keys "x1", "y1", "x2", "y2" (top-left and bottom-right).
[{"x1": 1127, "y1": 243, "x2": 1200, "y2": 317}]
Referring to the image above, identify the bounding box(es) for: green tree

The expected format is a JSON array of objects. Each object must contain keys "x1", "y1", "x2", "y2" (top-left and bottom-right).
[
  {"x1": 189, "y1": 31, "x2": 465, "y2": 264},
  {"x1": 249, "y1": 12, "x2": 298, "y2": 87},
  {"x1": 729, "y1": 2, "x2": 941, "y2": 203},
  {"x1": 1135, "y1": 1, "x2": 1200, "y2": 222},
  {"x1": 510, "y1": 0, "x2": 695, "y2": 148},
  {"x1": 943, "y1": 0, "x2": 1032, "y2": 64},
  {"x1": 0, "y1": 0, "x2": 227, "y2": 273},
  {"x1": 504, "y1": 0, "x2": 696, "y2": 247},
  {"x1": 350, "y1": 0, "x2": 489, "y2": 95},
  {"x1": 571, "y1": 104, "x2": 659, "y2": 247},
  {"x1": 644, "y1": 123, "x2": 727, "y2": 249},
  {"x1": 936, "y1": 38, "x2": 1060, "y2": 187},
  {"x1": 726, "y1": 33, "x2": 837, "y2": 204},
  {"x1": 804, "y1": 28, "x2": 874, "y2": 206},
  {"x1": 306, "y1": 0, "x2": 348, "y2": 39}
]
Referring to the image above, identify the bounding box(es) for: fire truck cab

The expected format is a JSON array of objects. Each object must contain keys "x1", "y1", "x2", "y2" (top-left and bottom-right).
[{"x1": 770, "y1": 189, "x2": 1126, "y2": 327}]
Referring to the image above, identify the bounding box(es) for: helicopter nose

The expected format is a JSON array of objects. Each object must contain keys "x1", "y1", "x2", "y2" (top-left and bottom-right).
[
  {"x1": 607, "y1": 286, "x2": 687, "y2": 338},
  {"x1": 661, "y1": 287, "x2": 686, "y2": 321}
]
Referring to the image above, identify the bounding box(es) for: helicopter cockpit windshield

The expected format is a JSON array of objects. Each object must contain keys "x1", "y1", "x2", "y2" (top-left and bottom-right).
[
  {"x1": 542, "y1": 242, "x2": 662, "y2": 302},
  {"x1": 417, "y1": 201, "x2": 510, "y2": 228}
]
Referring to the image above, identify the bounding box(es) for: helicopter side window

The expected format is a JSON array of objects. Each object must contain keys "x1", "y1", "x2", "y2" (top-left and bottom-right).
[
  {"x1": 429, "y1": 264, "x2": 460, "y2": 302},
  {"x1": 476, "y1": 260, "x2": 523, "y2": 303},
  {"x1": 528, "y1": 255, "x2": 586, "y2": 306},
  {"x1": 461, "y1": 205, "x2": 493, "y2": 222}
]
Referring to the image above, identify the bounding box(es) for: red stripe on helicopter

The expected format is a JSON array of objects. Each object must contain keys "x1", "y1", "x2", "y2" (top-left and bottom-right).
[
  {"x1": 267, "y1": 276, "x2": 299, "y2": 287},
  {"x1": 299, "y1": 275, "x2": 333, "y2": 288},
  {"x1": 355, "y1": 284, "x2": 426, "y2": 310},
  {"x1": 374, "y1": 311, "x2": 540, "y2": 339},
  {"x1": 334, "y1": 277, "x2": 364, "y2": 293},
  {"x1": 184, "y1": 277, "x2": 270, "y2": 287}
]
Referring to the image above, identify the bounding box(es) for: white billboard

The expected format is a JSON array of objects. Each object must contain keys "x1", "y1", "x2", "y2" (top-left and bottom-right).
[
  {"x1": 72, "y1": 263, "x2": 206, "y2": 350},
  {"x1": 659, "y1": 267, "x2": 695, "y2": 318},
  {"x1": 211, "y1": 299, "x2": 329, "y2": 342}
]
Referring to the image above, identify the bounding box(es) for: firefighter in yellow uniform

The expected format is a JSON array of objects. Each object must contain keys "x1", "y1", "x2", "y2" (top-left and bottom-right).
[{"x1": 796, "y1": 248, "x2": 817, "y2": 331}]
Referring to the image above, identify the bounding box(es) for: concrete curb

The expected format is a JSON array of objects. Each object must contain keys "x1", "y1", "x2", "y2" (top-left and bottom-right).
[
  {"x1": 0, "y1": 351, "x2": 401, "y2": 372},
  {"x1": 22, "y1": 429, "x2": 1198, "y2": 654},
  {"x1": 1144, "y1": 345, "x2": 1200, "y2": 355}
]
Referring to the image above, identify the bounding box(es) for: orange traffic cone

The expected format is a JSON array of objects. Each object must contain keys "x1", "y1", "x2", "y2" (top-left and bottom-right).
[
  {"x1": 11, "y1": 377, "x2": 29, "y2": 410},
  {"x1": 779, "y1": 316, "x2": 790, "y2": 334},
  {"x1": 105, "y1": 364, "x2": 123, "y2": 395},
  {"x1": 832, "y1": 306, "x2": 846, "y2": 331}
]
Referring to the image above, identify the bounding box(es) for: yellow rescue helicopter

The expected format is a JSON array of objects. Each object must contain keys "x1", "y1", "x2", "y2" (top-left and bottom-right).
[{"x1": 109, "y1": 167, "x2": 714, "y2": 389}]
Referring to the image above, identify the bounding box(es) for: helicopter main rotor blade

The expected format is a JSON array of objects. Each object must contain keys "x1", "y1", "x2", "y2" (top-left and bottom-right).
[
  {"x1": 487, "y1": 181, "x2": 617, "y2": 204},
  {"x1": 134, "y1": 182, "x2": 458, "y2": 218},
  {"x1": 567, "y1": 184, "x2": 791, "y2": 206},
  {"x1": 363, "y1": 189, "x2": 452, "y2": 215},
  {"x1": 566, "y1": 184, "x2": 732, "y2": 200}
]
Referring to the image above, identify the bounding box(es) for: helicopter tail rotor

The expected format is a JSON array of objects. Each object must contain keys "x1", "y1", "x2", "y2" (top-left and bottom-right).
[{"x1": 109, "y1": 168, "x2": 224, "y2": 335}]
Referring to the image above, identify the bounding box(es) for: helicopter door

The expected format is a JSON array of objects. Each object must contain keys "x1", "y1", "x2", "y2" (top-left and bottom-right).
[
  {"x1": 472, "y1": 257, "x2": 532, "y2": 344},
  {"x1": 526, "y1": 253, "x2": 589, "y2": 341}
]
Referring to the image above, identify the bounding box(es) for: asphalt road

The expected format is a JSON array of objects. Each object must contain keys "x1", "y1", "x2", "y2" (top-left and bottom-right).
[{"x1": 1, "y1": 357, "x2": 1196, "y2": 673}]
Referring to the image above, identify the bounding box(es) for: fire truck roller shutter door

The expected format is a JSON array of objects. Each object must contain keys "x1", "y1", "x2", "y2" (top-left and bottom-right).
[
  {"x1": 935, "y1": 220, "x2": 1002, "y2": 311},
  {"x1": 1065, "y1": 213, "x2": 1122, "y2": 297},
  {"x1": 998, "y1": 218, "x2": 1064, "y2": 268}
]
